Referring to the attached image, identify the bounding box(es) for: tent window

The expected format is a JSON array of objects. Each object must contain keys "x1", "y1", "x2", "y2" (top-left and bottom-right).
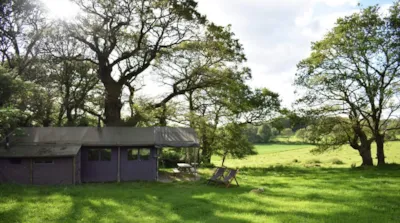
[
  {"x1": 100, "y1": 149, "x2": 112, "y2": 161},
  {"x1": 34, "y1": 159, "x2": 53, "y2": 164},
  {"x1": 140, "y1": 148, "x2": 151, "y2": 160},
  {"x1": 127, "y1": 149, "x2": 138, "y2": 161},
  {"x1": 9, "y1": 158, "x2": 22, "y2": 164},
  {"x1": 88, "y1": 149, "x2": 112, "y2": 161},
  {"x1": 88, "y1": 149, "x2": 99, "y2": 161}
]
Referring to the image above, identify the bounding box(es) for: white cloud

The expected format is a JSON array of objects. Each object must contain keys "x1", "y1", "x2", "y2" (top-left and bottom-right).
[
  {"x1": 317, "y1": 0, "x2": 358, "y2": 7},
  {"x1": 197, "y1": 0, "x2": 361, "y2": 107},
  {"x1": 41, "y1": 0, "x2": 80, "y2": 19}
]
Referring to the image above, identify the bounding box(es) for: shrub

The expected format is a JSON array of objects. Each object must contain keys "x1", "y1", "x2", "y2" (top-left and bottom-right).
[
  {"x1": 281, "y1": 128, "x2": 294, "y2": 138},
  {"x1": 330, "y1": 158, "x2": 344, "y2": 165},
  {"x1": 305, "y1": 159, "x2": 322, "y2": 164},
  {"x1": 160, "y1": 149, "x2": 184, "y2": 168},
  {"x1": 292, "y1": 159, "x2": 300, "y2": 163},
  {"x1": 161, "y1": 150, "x2": 182, "y2": 160},
  {"x1": 257, "y1": 124, "x2": 273, "y2": 143},
  {"x1": 295, "y1": 129, "x2": 307, "y2": 142}
]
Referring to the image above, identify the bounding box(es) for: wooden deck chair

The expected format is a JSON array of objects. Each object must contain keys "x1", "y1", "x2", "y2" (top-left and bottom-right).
[
  {"x1": 216, "y1": 168, "x2": 239, "y2": 188},
  {"x1": 207, "y1": 167, "x2": 226, "y2": 184}
]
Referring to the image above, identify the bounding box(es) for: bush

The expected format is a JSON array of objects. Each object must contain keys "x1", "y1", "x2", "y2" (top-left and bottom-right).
[
  {"x1": 295, "y1": 128, "x2": 307, "y2": 142},
  {"x1": 305, "y1": 159, "x2": 322, "y2": 164},
  {"x1": 160, "y1": 149, "x2": 184, "y2": 168},
  {"x1": 281, "y1": 128, "x2": 294, "y2": 141},
  {"x1": 244, "y1": 125, "x2": 262, "y2": 143},
  {"x1": 330, "y1": 158, "x2": 344, "y2": 165},
  {"x1": 257, "y1": 124, "x2": 273, "y2": 143},
  {"x1": 161, "y1": 150, "x2": 182, "y2": 160}
]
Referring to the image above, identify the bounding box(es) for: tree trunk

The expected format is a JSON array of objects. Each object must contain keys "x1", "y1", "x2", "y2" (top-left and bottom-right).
[
  {"x1": 359, "y1": 147, "x2": 373, "y2": 166},
  {"x1": 376, "y1": 134, "x2": 385, "y2": 166},
  {"x1": 159, "y1": 105, "x2": 167, "y2": 126},
  {"x1": 201, "y1": 146, "x2": 212, "y2": 164},
  {"x1": 66, "y1": 107, "x2": 74, "y2": 126},
  {"x1": 352, "y1": 124, "x2": 374, "y2": 166},
  {"x1": 104, "y1": 82, "x2": 123, "y2": 126},
  {"x1": 221, "y1": 152, "x2": 228, "y2": 167},
  {"x1": 98, "y1": 63, "x2": 123, "y2": 126}
]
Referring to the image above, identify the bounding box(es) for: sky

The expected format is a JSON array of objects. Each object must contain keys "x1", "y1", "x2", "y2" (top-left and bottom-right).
[
  {"x1": 196, "y1": 0, "x2": 392, "y2": 107},
  {"x1": 43, "y1": 0, "x2": 392, "y2": 107}
]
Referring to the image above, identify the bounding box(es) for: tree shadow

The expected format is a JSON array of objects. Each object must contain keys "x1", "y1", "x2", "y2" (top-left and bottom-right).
[{"x1": 0, "y1": 164, "x2": 400, "y2": 222}]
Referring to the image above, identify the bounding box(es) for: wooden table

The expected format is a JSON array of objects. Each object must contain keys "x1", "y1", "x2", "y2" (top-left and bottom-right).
[{"x1": 177, "y1": 163, "x2": 193, "y2": 173}]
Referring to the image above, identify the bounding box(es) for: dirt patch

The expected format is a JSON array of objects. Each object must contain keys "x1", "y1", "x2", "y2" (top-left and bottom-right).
[{"x1": 158, "y1": 172, "x2": 201, "y2": 183}]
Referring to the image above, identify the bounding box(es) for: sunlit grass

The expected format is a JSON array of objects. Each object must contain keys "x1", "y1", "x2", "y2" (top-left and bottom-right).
[{"x1": 213, "y1": 141, "x2": 400, "y2": 168}]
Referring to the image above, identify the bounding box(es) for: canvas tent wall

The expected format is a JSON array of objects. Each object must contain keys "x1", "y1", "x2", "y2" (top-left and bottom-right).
[
  {"x1": 0, "y1": 144, "x2": 81, "y2": 185},
  {"x1": 0, "y1": 127, "x2": 199, "y2": 185}
]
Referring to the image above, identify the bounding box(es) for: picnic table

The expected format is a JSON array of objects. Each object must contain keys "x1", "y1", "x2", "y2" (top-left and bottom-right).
[
  {"x1": 172, "y1": 163, "x2": 197, "y2": 175},
  {"x1": 177, "y1": 163, "x2": 192, "y2": 172}
]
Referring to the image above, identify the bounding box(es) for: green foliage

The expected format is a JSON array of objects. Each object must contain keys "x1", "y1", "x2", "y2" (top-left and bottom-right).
[
  {"x1": 271, "y1": 127, "x2": 279, "y2": 136},
  {"x1": 0, "y1": 68, "x2": 18, "y2": 106},
  {"x1": 0, "y1": 67, "x2": 52, "y2": 134},
  {"x1": 295, "y1": 128, "x2": 307, "y2": 142},
  {"x1": 296, "y1": 2, "x2": 400, "y2": 165},
  {"x1": 0, "y1": 108, "x2": 28, "y2": 139},
  {"x1": 214, "y1": 123, "x2": 256, "y2": 165},
  {"x1": 0, "y1": 0, "x2": 47, "y2": 77},
  {"x1": 243, "y1": 125, "x2": 262, "y2": 143},
  {"x1": 281, "y1": 128, "x2": 293, "y2": 138},
  {"x1": 270, "y1": 117, "x2": 291, "y2": 133},
  {"x1": 244, "y1": 124, "x2": 275, "y2": 144},
  {"x1": 280, "y1": 109, "x2": 309, "y2": 131},
  {"x1": 257, "y1": 124, "x2": 273, "y2": 143}
]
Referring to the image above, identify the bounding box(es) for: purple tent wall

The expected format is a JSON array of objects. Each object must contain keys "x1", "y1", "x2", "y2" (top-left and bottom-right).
[
  {"x1": 75, "y1": 151, "x2": 81, "y2": 184},
  {"x1": 0, "y1": 159, "x2": 30, "y2": 184},
  {"x1": 32, "y1": 158, "x2": 73, "y2": 185},
  {"x1": 81, "y1": 147, "x2": 118, "y2": 182},
  {"x1": 120, "y1": 148, "x2": 157, "y2": 181}
]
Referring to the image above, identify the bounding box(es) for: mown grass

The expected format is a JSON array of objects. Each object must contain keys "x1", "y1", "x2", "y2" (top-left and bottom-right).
[
  {"x1": 1, "y1": 142, "x2": 400, "y2": 223},
  {"x1": 213, "y1": 141, "x2": 400, "y2": 168}
]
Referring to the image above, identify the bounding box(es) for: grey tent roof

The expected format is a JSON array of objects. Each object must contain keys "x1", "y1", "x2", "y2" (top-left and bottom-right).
[{"x1": 0, "y1": 127, "x2": 199, "y2": 158}]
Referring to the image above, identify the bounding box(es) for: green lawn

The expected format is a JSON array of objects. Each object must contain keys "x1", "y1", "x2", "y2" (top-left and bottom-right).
[
  {"x1": 1, "y1": 143, "x2": 400, "y2": 222},
  {"x1": 255, "y1": 144, "x2": 313, "y2": 154}
]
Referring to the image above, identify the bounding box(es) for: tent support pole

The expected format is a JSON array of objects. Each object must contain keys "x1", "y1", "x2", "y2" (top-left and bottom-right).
[
  {"x1": 117, "y1": 147, "x2": 121, "y2": 183},
  {"x1": 156, "y1": 148, "x2": 159, "y2": 181},
  {"x1": 72, "y1": 157, "x2": 76, "y2": 185},
  {"x1": 30, "y1": 159, "x2": 33, "y2": 184}
]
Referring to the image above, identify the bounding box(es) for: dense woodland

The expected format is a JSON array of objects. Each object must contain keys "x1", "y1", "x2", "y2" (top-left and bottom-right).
[{"x1": 1, "y1": 0, "x2": 400, "y2": 166}]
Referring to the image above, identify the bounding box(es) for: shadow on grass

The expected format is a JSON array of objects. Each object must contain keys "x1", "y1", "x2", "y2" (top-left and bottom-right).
[{"x1": 1, "y1": 164, "x2": 400, "y2": 222}]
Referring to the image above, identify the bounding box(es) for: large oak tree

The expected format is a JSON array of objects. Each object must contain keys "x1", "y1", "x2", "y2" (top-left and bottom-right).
[
  {"x1": 64, "y1": 0, "x2": 207, "y2": 125},
  {"x1": 296, "y1": 4, "x2": 400, "y2": 165}
]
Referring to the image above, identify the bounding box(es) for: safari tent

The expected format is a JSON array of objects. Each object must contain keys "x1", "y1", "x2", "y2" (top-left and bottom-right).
[{"x1": 0, "y1": 127, "x2": 199, "y2": 185}]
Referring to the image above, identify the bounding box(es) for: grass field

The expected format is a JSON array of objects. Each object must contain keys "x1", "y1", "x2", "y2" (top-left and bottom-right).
[
  {"x1": 213, "y1": 141, "x2": 400, "y2": 168},
  {"x1": 1, "y1": 142, "x2": 400, "y2": 222}
]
